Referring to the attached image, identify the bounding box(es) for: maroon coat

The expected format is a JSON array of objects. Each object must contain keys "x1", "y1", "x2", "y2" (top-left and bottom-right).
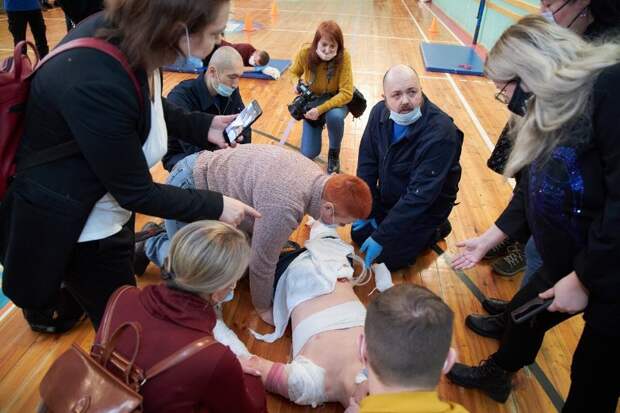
[
  {"x1": 204, "y1": 40, "x2": 257, "y2": 67},
  {"x1": 95, "y1": 285, "x2": 267, "y2": 413}
]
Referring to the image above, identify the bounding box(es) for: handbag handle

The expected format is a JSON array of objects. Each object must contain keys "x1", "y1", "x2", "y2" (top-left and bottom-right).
[
  {"x1": 12, "y1": 40, "x2": 39, "y2": 81},
  {"x1": 100, "y1": 322, "x2": 142, "y2": 384}
]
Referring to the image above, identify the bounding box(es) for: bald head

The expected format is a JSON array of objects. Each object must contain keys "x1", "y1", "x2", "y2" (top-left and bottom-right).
[
  {"x1": 206, "y1": 46, "x2": 244, "y2": 95},
  {"x1": 382, "y1": 65, "x2": 423, "y2": 114},
  {"x1": 209, "y1": 45, "x2": 243, "y2": 72}
]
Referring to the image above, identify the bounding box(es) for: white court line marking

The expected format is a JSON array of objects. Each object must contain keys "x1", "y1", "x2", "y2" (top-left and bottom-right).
[
  {"x1": 400, "y1": 0, "x2": 495, "y2": 154},
  {"x1": 268, "y1": 27, "x2": 457, "y2": 43},
  {"x1": 355, "y1": 69, "x2": 450, "y2": 81},
  {"x1": 233, "y1": 7, "x2": 413, "y2": 20},
  {"x1": 0, "y1": 304, "x2": 16, "y2": 325}
]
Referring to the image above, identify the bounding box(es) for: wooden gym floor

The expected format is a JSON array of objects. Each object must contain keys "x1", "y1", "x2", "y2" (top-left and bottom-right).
[{"x1": 1, "y1": 1, "x2": 617, "y2": 412}]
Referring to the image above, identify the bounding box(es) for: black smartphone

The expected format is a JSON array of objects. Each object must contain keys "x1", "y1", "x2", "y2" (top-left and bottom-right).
[
  {"x1": 511, "y1": 297, "x2": 552, "y2": 324},
  {"x1": 224, "y1": 100, "x2": 263, "y2": 144}
]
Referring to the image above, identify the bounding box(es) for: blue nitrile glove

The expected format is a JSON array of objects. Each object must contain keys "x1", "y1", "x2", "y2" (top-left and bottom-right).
[
  {"x1": 360, "y1": 236, "x2": 383, "y2": 268},
  {"x1": 352, "y1": 218, "x2": 378, "y2": 232}
]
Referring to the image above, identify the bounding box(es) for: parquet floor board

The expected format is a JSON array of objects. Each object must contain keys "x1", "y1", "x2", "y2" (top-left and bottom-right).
[{"x1": 1, "y1": 1, "x2": 617, "y2": 412}]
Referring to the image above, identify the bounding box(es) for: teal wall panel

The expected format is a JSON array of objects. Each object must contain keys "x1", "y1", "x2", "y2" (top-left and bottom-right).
[{"x1": 433, "y1": 0, "x2": 534, "y2": 50}]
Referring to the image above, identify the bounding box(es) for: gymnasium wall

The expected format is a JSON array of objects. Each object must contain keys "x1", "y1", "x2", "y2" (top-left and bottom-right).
[{"x1": 432, "y1": 0, "x2": 539, "y2": 49}]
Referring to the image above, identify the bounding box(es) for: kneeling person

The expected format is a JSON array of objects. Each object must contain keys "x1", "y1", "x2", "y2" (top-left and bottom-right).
[
  {"x1": 353, "y1": 65, "x2": 463, "y2": 270},
  {"x1": 144, "y1": 144, "x2": 372, "y2": 324},
  {"x1": 163, "y1": 46, "x2": 251, "y2": 172}
]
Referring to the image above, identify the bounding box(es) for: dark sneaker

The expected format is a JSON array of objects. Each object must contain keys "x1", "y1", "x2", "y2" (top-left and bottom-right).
[
  {"x1": 327, "y1": 148, "x2": 340, "y2": 174},
  {"x1": 465, "y1": 313, "x2": 506, "y2": 339},
  {"x1": 447, "y1": 358, "x2": 513, "y2": 403},
  {"x1": 23, "y1": 290, "x2": 85, "y2": 334},
  {"x1": 483, "y1": 238, "x2": 511, "y2": 260},
  {"x1": 482, "y1": 297, "x2": 510, "y2": 315},
  {"x1": 134, "y1": 222, "x2": 163, "y2": 276},
  {"x1": 492, "y1": 243, "x2": 526, "y2": 276}
]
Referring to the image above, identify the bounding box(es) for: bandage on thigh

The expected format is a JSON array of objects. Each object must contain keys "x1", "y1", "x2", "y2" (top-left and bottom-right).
[{"x1": 265, "y1": 362, "x2": 289, "y2": 398}]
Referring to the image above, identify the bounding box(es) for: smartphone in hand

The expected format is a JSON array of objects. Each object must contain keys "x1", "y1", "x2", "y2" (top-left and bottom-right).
[{"x1": 224, "y1": 100, "x2": 263, "y2": 144}]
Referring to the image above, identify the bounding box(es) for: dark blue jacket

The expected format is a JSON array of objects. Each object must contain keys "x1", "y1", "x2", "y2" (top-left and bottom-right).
[
  {"x1": 162, "y1": 73, "x2": 251, "y2": 171},
  {"x1": 357, "y1": 98, "x2": 463, "y2": 246}
]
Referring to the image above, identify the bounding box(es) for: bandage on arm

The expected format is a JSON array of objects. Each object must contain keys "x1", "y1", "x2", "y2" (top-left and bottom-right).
[{"x1": 265, "y1": 362, "x2": 290, "y2": 399}]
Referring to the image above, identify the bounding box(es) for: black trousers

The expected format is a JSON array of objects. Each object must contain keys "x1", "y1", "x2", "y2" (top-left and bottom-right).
[
  {"x1": 63, "y1": 222, "x2": 136, "y2": 330},
  {"x1": 491, "y1": 272, "x2": 620, "y2": 412},
  {"x1": 7, "y1": 10, "x2": 49, "y2": 58},
  {"x1": 350, "y1": 222, "x2": 436, "y2": 271}
]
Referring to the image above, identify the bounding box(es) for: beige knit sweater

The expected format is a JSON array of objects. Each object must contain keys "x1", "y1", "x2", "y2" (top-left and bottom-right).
[{"x1": 193, "y1": 144, "x2": 329, "y2": 310}]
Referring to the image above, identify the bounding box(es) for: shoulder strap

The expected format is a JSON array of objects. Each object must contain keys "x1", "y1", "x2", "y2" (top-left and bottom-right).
[
  {"x1": 144, "y1": 336, "x2": 216, "y2": 382},
  {"x1": 31, "y1": 37, "x2": 143, "y2": 113},
  {"x1": 17, "y1": 38, "x2": 144, "y2": 173}
]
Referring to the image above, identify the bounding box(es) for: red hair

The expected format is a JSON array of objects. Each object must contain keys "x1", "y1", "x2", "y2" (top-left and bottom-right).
[
  {"x1": 308, "y1": 20, "x2": 345, "y2": 71},
  {"x1": 323, "y1": 175, "x2": 372, "y2": 219}
]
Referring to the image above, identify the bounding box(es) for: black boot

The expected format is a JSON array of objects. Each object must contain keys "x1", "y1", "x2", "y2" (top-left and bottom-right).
[
  {"x1": 23, "y1": 289, "x2": 85, "y2": 334},
  {"x1": 465, "y1": 313, "x2": 506, "y2": 339},
  {"x1": 327, "y1": 148, "x2": 340, "y2": 174},
  {"x1": 482, "y1": 297, "x2": 509, "y2": 315},
  {"x1": 447, "y1": 358, "x2": 513, "y2": 403}
]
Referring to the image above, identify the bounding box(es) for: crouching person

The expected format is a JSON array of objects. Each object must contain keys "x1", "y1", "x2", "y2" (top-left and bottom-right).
[
  {"x1": 95, "y1": 221, "x2": 267, "y2": 413},
  {"x1": 353, "y1": 284, "x2": 468, "y2": 413},
  {"x1": 353, "y1": 65, "x2": 463, "y2": 271}
]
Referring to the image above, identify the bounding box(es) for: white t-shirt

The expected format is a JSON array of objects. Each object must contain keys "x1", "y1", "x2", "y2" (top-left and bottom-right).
[{"x1": 78, "y1": 69, "x2": 167, "y2": 242}]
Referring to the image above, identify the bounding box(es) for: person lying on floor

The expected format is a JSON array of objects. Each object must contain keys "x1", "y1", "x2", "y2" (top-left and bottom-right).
[{"x1": 218, "y1": 218, "x2": 375, "y2": 409}]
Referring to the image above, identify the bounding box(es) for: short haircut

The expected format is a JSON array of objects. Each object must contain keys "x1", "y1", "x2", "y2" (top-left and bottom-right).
[
  {"x1": 365, "y1": 284, "x2": 454, "y2": 389},
  {"x1": 256, "y1": 50, "x2": 270, "y2": 66},
  {"x1": 323, "y1": 174, "x2": 372, "y2": 219},
  {"x1": 166, "y1": 220, "x2": 250, "y2": 295},
  {"x1": 98, "y1": 0, "x2": 229, "y2": 69}
]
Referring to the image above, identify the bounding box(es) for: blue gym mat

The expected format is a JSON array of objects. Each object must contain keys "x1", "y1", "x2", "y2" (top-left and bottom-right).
[
  {"x1": 420, "y1": 43, "x2": 484, "y2": 76},
  {"x1": 241, "y1": 59, "x2": 292, "y2": 80},
  {"x1": 225, "y1": 19, "x2": 264, "y2": 33}
]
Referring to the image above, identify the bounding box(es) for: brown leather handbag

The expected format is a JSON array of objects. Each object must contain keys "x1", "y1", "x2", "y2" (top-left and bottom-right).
[{"x1": 38, "y1": 286, "x2": 215, "y2": 413}]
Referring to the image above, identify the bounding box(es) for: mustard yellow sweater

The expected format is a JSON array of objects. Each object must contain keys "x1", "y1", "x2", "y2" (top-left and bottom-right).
[{"x1": 289, "y1": 46, "x2": 353, "y2": 115}]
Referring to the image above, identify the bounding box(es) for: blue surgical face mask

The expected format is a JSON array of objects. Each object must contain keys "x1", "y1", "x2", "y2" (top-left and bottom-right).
[
  {"x1": 389, "y1": 107, "x2": 422, "y2": 126},
  {"x1": 214, "y1": 71, "x2": 235, "y2": 97},
  {"x1": 221, "y1": 290, "x2": 234, "y2": 303},
  {"x1": 176, "y1": 25, "x2": 204, "y2": 73}
]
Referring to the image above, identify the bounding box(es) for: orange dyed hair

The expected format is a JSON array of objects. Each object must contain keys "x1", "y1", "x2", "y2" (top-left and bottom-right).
[
  {"x1": 308, "y1": 20, "x2": 345, "y2": 71},
  {"x1": 323, "y1": 174, "x2": 372, "y2": 219}
]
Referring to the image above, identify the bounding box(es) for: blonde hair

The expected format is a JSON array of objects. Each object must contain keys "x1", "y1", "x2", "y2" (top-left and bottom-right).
[
  {"x1": 165, "y1": 220, "x2": 250, "y2": 295},
  {"x1": 485, "y1": 15, "x2": 620, "y2": 177}
]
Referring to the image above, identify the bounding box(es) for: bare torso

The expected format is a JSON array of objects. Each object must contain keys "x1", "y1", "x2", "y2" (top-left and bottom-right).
[{"x1": 292, "y1": 280, "x2": 365, "y2": 406}]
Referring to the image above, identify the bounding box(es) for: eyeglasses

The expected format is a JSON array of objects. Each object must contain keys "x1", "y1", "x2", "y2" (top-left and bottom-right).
[{"x1": 495, "y1": 82, "x2": 512, "y2": 104}]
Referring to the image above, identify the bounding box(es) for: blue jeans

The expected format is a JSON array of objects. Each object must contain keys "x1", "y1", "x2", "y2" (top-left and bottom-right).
[
  {"x1": 522, "y1": 236, "x2": 543, "y2": 287},
  {"x1": 144, "y1": 153, "x2": 198, "y2": 268},
  {"x1": 300, "y1": 106, "x2": 348, "y2": 159}
]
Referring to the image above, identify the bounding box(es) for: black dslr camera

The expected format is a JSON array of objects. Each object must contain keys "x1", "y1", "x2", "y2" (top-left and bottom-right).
[{"x1": 288, "y1": 81, "x2": 325, "y2": 127}]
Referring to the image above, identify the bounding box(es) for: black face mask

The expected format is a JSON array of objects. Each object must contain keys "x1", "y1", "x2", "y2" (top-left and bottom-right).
[{"x1": 507, "y1": 81, "x2": 532, "y2": 117}]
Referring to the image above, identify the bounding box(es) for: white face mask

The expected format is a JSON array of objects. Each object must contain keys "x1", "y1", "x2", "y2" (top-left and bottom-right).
[
  {"x1": 541, "y1": 10, "x2": 556, "y2": 23},
  {"x1": 248, "y1": 55, "x2": 256, "y2": 66},
  {"x1": 316, "y1": 48, "x2": 336, "y2": 61},
  {"x1": 389, "y1": 107, "x2": 422, "y2": 126}
]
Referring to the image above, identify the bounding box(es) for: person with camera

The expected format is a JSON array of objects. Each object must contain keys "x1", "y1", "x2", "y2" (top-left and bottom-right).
[
  {"x1": 95, "y1": 221, "x2": 268, "y2": 412},
  {"x1": 289, "y1": 20, "x2": 353, "y2": 174},
  {"x1": 448, "y1": 17, "x2": 620, "y2": 412},
  {"x1": 161, "y1": 46, "x2": 251, "y2": 173},
  {"x1": 0, "y1": 0, "x2": 260, "y2": 333},
  {"x1": 351, "y1": 65, "x2": 463, "y2": 271}
]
